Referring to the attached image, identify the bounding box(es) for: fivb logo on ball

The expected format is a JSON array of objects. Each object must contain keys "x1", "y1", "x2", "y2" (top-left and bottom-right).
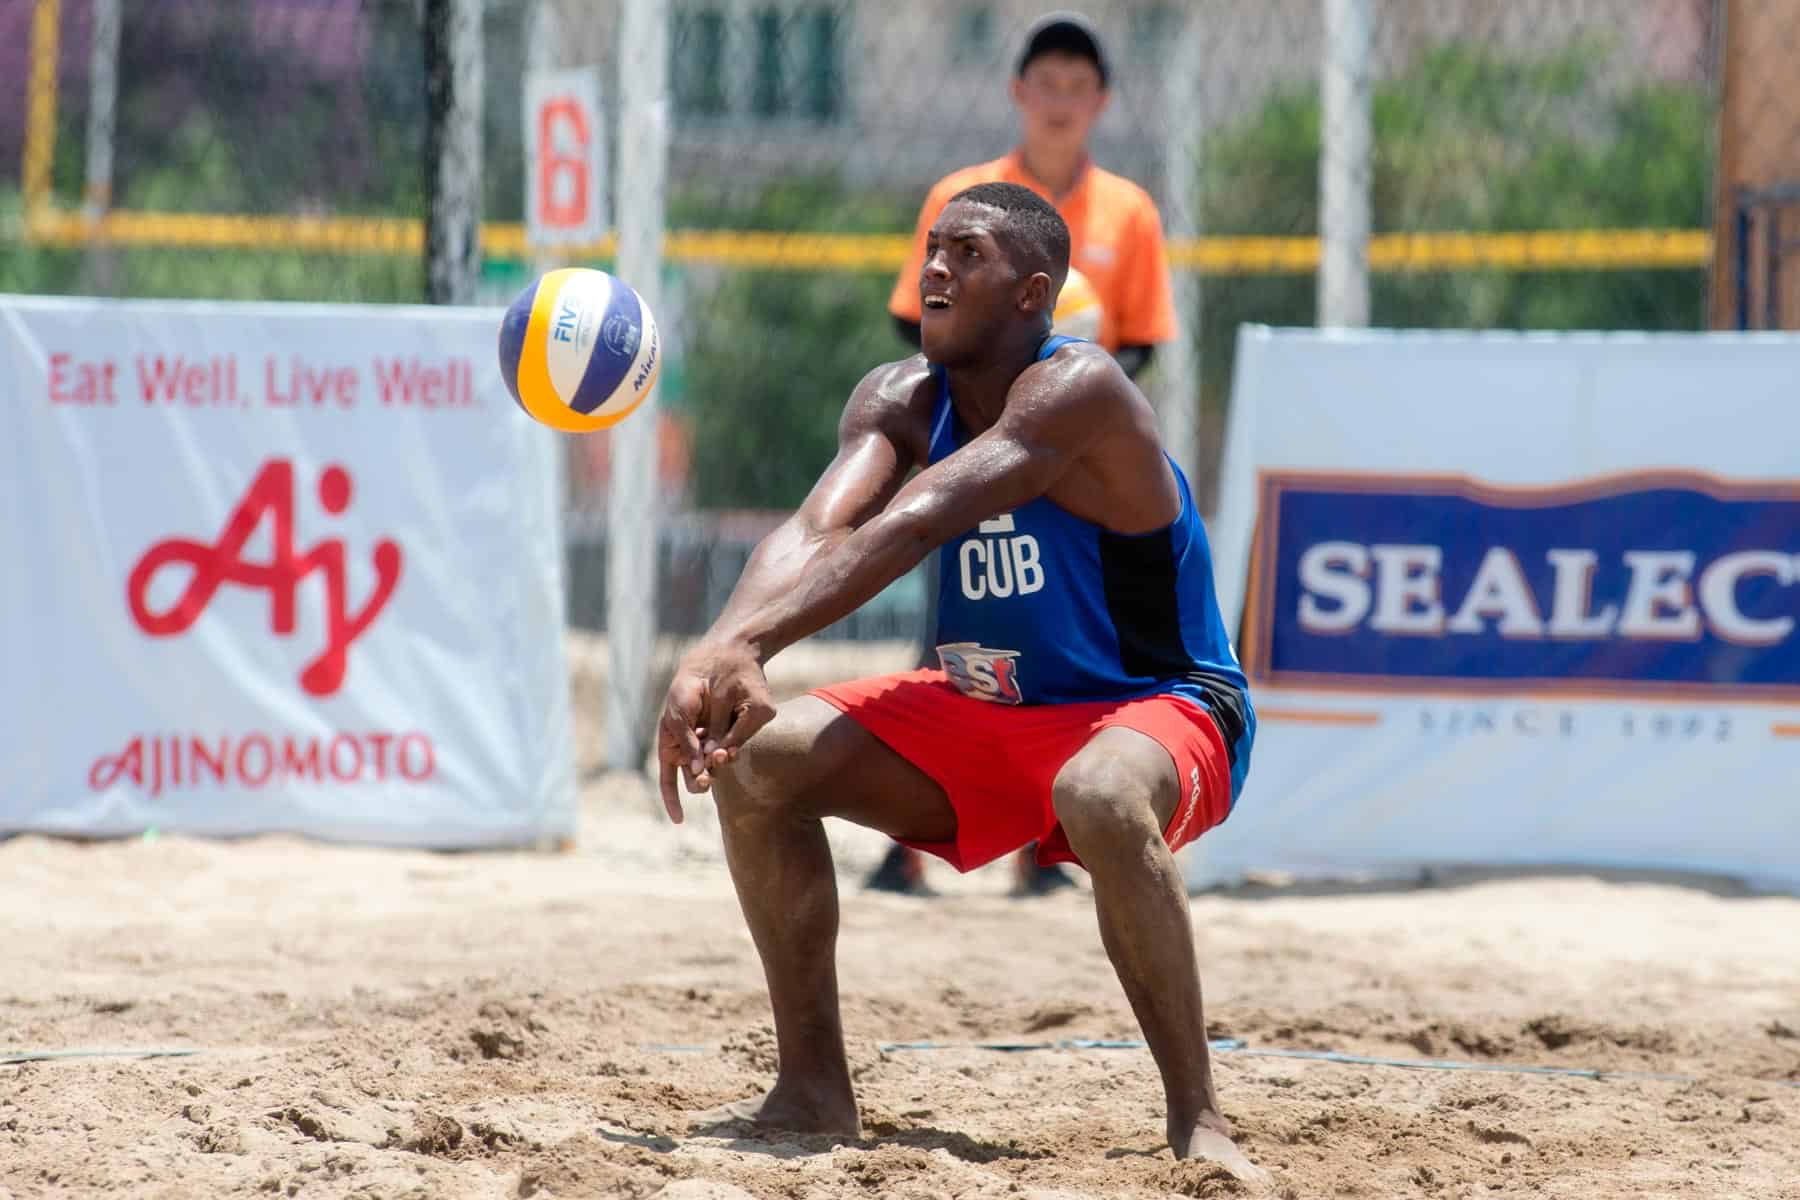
[{"x1": 498, "y1": 267, "x2": 661, "y2": 433}]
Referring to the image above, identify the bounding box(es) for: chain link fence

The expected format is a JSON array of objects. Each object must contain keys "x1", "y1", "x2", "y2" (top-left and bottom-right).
[{"x1": 8, "y1": 0, "x2": 1799, "y2": 764}]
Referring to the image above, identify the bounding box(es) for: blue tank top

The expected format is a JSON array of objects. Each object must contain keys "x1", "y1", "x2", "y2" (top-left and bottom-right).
[{"x1": 928, "y1": 335, "x2": 1256, "y2": 803}]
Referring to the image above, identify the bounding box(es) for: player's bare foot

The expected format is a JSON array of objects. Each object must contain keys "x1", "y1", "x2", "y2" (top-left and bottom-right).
[
  {"x1": 1170, "y1": 1111, "x2": 1271, "y2": 1186},
  {"x1": 689, "y1": 1084, "x2": 861, "y2": 1139}
]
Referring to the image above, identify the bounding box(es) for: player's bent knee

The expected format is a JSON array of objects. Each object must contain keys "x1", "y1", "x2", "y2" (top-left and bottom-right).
[
  {"x1": 712, "y1": 740, "x2": 802, "y2": 820},
  {"x1": 711, "y1": 698, "x2": 836, "y2": 818},
  {"x1": 1050, "y1": 753, "x2": 1165, "y2": 847}
]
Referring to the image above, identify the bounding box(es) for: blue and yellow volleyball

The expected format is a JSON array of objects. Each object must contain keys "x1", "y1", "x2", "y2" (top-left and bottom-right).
[
  {"x1": 497, "y1": 267, "x2": 662, "y2": 433},
  {"x1": 1052, "y1": 266, "x2": 1104, "y2": 343}
]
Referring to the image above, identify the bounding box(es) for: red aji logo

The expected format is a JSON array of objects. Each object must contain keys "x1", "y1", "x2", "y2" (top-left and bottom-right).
[{"x1": 127, "y1": 459, "x2": 402, "y2": 696}]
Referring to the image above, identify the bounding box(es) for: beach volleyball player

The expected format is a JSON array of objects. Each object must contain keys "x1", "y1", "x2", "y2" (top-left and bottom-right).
[{"x1": 656, "y1": 182, "x2": 1263, "y2": 1178}]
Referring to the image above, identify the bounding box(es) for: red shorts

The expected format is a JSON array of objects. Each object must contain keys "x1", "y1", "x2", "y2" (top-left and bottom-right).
[{"x1": 808, "y1": 669, "x2": 1232, "y2": 873}]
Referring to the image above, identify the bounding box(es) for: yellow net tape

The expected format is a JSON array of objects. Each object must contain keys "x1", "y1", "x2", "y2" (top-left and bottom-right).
[{"x1": 21, "y1": 207, "x2": 1710, "y2": 274}]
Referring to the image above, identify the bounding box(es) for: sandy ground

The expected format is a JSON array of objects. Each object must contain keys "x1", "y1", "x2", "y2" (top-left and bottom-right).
[
  {"x1": 4, "y1": 640, "x2": 1798, "y2": 1198},
  {"x1": 4, "y1": 781, "x2": 1797, "y2": 1200}
]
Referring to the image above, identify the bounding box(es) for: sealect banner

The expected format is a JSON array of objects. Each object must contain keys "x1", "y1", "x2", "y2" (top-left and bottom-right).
[
  {"x1": 1195, "y1": 328, "x2": 1800, "y2": 890},
  {"x1": 2, "y1": 295, "x2": 574, "y2": 847}
]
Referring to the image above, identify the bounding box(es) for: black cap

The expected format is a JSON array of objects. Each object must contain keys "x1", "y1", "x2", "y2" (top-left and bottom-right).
[{"x1": 1015, "y1": 11, "x2": 1109, "y2": 88}]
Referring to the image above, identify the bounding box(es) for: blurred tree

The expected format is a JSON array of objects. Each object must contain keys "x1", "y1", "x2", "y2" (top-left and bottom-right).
[
  {"x1": 673, "y1": 174, "x2": 914, "y2": 511},
  {"x1": 108, "y1": 4, "x2": 420, "y2": 217},
  {"x1": 1194, "y1": 39, "x2": 1711, "y2": 489}
]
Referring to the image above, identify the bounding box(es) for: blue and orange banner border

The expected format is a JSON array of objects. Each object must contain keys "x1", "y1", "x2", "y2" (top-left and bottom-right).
[{"x1": 1240, "y1": 468, "x2": 1800, "y2": 704}]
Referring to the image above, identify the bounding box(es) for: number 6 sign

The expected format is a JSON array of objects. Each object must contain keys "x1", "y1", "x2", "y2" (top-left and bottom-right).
[{"x1": 526, "y1": 68, "x2": 607, "y2": 247}]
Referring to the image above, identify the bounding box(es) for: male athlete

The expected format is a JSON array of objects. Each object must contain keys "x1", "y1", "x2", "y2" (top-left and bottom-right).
[
  {"x1": 879, "y1": 11, "x2": 1180, "y2": 895},
  {"x1": 656, "y1": 182, "x2": 1263, "y2": 1179}
]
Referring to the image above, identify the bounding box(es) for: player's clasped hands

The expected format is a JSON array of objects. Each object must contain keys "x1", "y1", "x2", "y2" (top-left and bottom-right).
[{"x1": 656, "y1": 639, "x2": 778, "y2": 823}]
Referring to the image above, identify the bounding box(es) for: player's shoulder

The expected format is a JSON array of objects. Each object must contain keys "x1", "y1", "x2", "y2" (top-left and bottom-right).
[
  {"x1": 844, "y1": 354, "x2": 938, "y2": 426},
  {"x1": 1042, "y1": 336, "x2": 1128, "y2": 384},
  {"x1": 1017, "y1": 338, "x2": 1132, "y2": 414}
]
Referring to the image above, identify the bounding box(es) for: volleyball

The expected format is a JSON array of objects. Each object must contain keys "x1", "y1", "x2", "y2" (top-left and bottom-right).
[
  {"x1": 497, "y1": 267, "x2": 662, "y2": 433},
  {"x1": 1052, "y1": 266, "x2": 1104, "y2": 343}
]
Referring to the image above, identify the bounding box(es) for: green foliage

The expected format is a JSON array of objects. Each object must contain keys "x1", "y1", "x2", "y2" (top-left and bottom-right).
[
  {"x1": 1194, "y1": 40, "x2": 1713, "y2": 438},
  {"x1": 2, "y1": 1, "x2": 437, "y2": 303},
  {"x1": 668, "y1": 172, "x2": 914, "y2": 234},
  {"x1": 98, "y1": 116, "x2": 417, "y2": 303},
  {"x1": 0, "y1": 189, "x2": 83, "y2": 295},
  {"x1": 682, "y1": 269, "x2": 899, "y2": 510},
  {"x1": 112, "y1": 246, "x2": 426, "y2": 304},
  {"x1": 106, "y1": 5, "x2": 427, "y2": 219},
  {"x1": 0, "y1": 120, "x2": 430, "y2": 303},
  {"x1": 675, "y1": 174, "x2": 916, "y2": 510}
]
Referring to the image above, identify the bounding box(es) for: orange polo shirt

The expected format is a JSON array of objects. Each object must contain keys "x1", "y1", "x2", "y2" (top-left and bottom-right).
[{"x1": 887, "y1": 150, "x2": 1178, "y2": 352}]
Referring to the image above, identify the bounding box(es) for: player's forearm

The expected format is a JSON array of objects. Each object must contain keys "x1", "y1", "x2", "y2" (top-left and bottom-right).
[
  {"x1": 706, "y1": 518, "x2": 847, "y2": 647},
  {"x1": 717, "y1": 507, "x2": 934, "y2": 664}
]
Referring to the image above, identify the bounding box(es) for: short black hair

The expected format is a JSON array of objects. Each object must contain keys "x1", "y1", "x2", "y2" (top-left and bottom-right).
[
  {"x1": 944, "y1": 181, "x2": 1071, "y2": 288},
  {"x1": 1015, "y1": 12, "x2": 1109, "y2": 88}
]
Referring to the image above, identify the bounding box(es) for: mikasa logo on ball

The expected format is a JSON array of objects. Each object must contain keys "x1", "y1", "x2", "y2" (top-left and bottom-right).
[{"x1": 633, "y1": 325, "x2": 658, "y2": 390}]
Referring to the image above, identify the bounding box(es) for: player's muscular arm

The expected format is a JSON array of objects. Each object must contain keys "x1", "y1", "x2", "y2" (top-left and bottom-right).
[
  {"x1": 727, "y1": 347, "x2": 1128, "y2": 663},
  {"x1": 658, "y1": 360, "x2": 928, "y2": 817},
  {"x1": 705, "y1": 364, "x2": 925, "y2": 638},
  {"x1": 659, "y1": 348, "x2": 1133, "y2": 818}
]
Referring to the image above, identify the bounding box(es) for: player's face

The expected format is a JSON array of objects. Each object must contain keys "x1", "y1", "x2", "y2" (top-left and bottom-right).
[
  {"x1": 919, "y1": 202, "x2": 1025, "y2": 366},
  {"x1": 1010, "y1": 53, "x2": 1107, "y2": 156}
]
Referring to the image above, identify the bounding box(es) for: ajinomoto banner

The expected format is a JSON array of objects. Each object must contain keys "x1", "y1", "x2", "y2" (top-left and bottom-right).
[
  {"x1": 1, "y1": 295, "x2": 574, "y2": 847},
  {"x1": 1196, "y1": 328, "x2": 1800, "y2": 891}
]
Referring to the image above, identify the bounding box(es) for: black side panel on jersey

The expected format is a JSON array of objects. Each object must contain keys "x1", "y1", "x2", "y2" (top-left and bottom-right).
[
  {"x1": 1099, "y1": 527, "x2": 1187, "y2": 679},
  {"x1": 1099, "y1": 528, "x2": 1248, "y2": 761}
]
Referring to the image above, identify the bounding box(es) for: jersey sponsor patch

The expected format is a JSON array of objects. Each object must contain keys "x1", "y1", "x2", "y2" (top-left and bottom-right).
[{"x1": 937, "y1": 641, "x2": 1024, "y2": 705}]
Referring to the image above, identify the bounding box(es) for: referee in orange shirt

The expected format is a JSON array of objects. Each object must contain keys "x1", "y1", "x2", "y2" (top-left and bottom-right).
[{"x1": 869, "y1": 10, "x2": 1182, "y2": 897}]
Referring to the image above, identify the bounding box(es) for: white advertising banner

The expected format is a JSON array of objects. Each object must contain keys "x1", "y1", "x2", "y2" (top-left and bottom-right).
[
  {"x1": 2, "y1": 295, "x2": 574, "y2": 847},
  {"x1": 1192, "y1": 328, "x2": 1800, "y2": 890}
]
